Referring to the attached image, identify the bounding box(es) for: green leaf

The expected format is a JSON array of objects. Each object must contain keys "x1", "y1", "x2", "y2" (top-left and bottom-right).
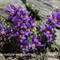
[
  {"x1": 27, "y1": 3, "x2": 32, "y2": 9},
  {"x1": 35, "y1": 8, "x2": 40, "y2": 13},
  {"x1": 36, "y1": 21, "x2": 43, "y2": 26},
  {"x1": 51, "y1": 44, "x2": 56, "y2": 50},
  {"x1": 28, "y1": 36, "x2": 32, "y2": 43}
]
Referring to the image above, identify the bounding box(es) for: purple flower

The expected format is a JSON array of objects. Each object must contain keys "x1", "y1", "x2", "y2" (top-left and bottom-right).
[
  {"x1": 20, "y1": 40, "x2": 29, "y2": 51},
  {"x1": 5, "y1": 27, "x2": 13, "y2": 33},
  {"x1": 20, "y1": 45, "x2": 29, "y2": 51},
  {"x1": 31, "y1": 44, "x2": 37, "y2": 50},
  {"x1": 6, "y1": 8, "x2": 13, "y2": 14},
  {"x1": 19, "y1": 34, "x2": 26, "y2": 39},
  {"x1": 0, "y1": 30, "x2": 6, "y2": 37},
  {"x1": 33, "y1": 38, "x2": 45, "y2": 47},
  {"x1": 8, "y1": 34, "x2": 14, "y2": 39},
  {"x1": 10, "y1": 4, "x2": 18, "y2": 10},
  {"x1": 31, "y1": 18, "x2": 37, "y2": 27},
  {"x1": 21, "y1": 25, "x2": 27, "y2": 29},
  {"x1": 40, "y1": 24, "x2": 52, "y2": 32},
  {"x1": 22, "y1": 28, "x2": 33, "y2": 36},
  {"x1": 20, "y1": 10, "x2": 29, "y2": 17},
  {"x1": 6, "y1": 4, "x2": 21, "y2": 20},
  {"x1": 47, "y1": 12, "x2": 60, "y2": 27},
  {"x1": 40, "y1": 24, "x2": 55, "y2": 40}
]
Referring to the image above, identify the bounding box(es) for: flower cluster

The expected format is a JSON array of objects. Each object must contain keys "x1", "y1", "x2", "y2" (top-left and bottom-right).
[
  {"x1": 5, "y1": 4, "x2": 45, "y2": 52},
  {"x1": 47, "y1": 12, "x2": 60, "y2": 27},
  {"x1": 40, "y1": 24, "x2": 55, "y2": 41},
  {"x1": 40, "y1": 12, "x2": 60, "y2": 41},
  {"x1": 0, "y1": 4, "x2": 59, "y2": 52}
]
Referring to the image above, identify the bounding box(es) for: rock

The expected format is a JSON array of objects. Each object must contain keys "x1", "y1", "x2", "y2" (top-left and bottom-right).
[
  {"x1": 26, "y1": 0, "x2": 60, "y2": 22},
  {"x1": 0, "y1": 53, "x2": 5, "y2": 60},
  {"x1": 47, "y1": 51, "x2": 59, "y2": 60},
  {"x1": 48, "y1": 58, "x2": 58, "y2": 60},
  {"x1": 7, "y1": 57, "x2": 12, "y2": 60},
  {"x1": 55, "y1": 29, "x2": 60, "y2": 49}
]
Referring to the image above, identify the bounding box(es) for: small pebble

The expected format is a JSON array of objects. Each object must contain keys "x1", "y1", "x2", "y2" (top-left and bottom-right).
[{"x1": 7, "y1": 57, "x2": 12, "y2": 60}]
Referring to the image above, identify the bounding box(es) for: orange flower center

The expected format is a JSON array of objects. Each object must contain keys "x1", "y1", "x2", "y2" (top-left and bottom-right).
[
  {"x1": 12, "y1": 20, "x2": 14, "y2": 22},
  {"x1": 1, "y1": 31, "x2": 5, "y2": 35},
  {"x1": 25, "y1": 15, "x2": 28, "y2": 18},
  {"x1": 26, "y1": 28, "x2": 29, "y2": 31},
  {"x1": 24, "y1": 45, "x2": 28, "y2": 48},
  {"x1": 50, "y1": 15, "x2": 52, "y2": 18},
  {"x1": 32, "y1": 44, "x2": 36, "y2": 47},
  {"x1": 43, "y1": 26, "x2": 46, "y2": 30},
  {"x1": 38, "y1": 42, "x2": 41, "y2": 44},
  {"x1": 54, "y1": 18, "x2": 58, "y2": 23},
  {"x1": 33, "y1": 21, "x2": 36, "y2": 25},
  {"x1": 14, "y1": 6, "x2": 18, "y2": 8},
  {"x1": 22, "y1": 22, "x2": 25, "y2": 25},
  {"x1": 46, "y1": 31, "x2": 50, "y2": 34},
  {"x1": 9, "y1": 12, "x2": 12, "y2": 15},
  {"x1": 19, "y1": 35, "x2": 22, "y2": 38}
]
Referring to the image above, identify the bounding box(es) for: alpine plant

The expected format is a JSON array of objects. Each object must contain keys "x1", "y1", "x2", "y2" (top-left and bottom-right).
[{"x1": 0, "y1": 4, "x2": 59, "y2": 52}]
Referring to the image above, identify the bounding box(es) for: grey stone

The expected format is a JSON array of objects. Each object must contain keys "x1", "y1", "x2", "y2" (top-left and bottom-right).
[
  {"x1": 26, "y1": 0, "x2": 60, "y2": 22},
  {"x1": 48, "y1": 58, "x2": 58, "y2": 60},
  {"x1": 55, "y1": 29, "x2": 60, "y2": 48},
  {"x1": 0, "y1": 53, "x2": 5, "y2": 60}
]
